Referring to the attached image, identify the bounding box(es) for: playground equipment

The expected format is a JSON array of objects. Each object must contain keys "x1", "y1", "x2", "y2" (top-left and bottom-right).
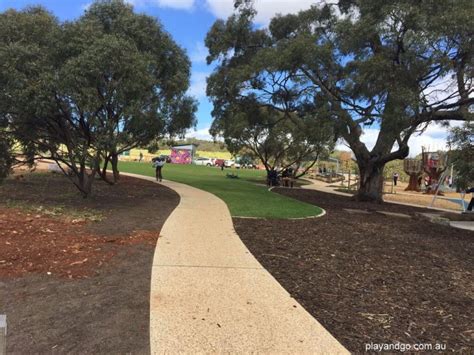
[
  {"x1": 403, "y1": 158, "x2": 423, "y2": 191},
  {"x1": 347, "y1": 173, "x2": 359, "y2": 191},
  {"x1": 328, "y1": 157, "x2": 340, "y2": 173},
  {"x1": 311, "y1": 157, "x2": 345, "y2": 183},
  {"x1": 421, "y1": 149, "x2": 467, "y2": 210},
  {"x1": 313, "y1": 172, "x2": 345, "y2": 183},
  {"x1": 422, "y1": 148, "x2": 448, "y2": 194}
]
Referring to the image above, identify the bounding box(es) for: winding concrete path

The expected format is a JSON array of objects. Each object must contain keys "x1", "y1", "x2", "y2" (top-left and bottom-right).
[{"x1": 121, "y1": 173, "x2": 347, "y2": 354}]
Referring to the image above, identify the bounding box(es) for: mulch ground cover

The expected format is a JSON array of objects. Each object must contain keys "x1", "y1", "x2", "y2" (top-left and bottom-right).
[
  {"x1": 0, "y1": 173, "x2": 179, "y2": 353},
  {"x1": 234, "y1": 188, "x2": 474, "y2": 353}
]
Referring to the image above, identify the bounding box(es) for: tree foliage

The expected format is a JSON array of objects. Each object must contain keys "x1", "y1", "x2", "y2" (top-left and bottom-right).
[
  {"x1": 205, "y1": 0, "x2": 473, "y2": 202},
  {"x1": 210, "y1": 100, "x2": 334, "y2": 176},
  {"x1": 448, "y1": 122, "x2": 474, "y2": 190},
  {"x1": 0, "y1": 1, "x2": 196, "y2": 196}
]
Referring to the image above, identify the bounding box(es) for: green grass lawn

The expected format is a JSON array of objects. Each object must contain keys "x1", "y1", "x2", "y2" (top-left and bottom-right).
[{"x1": 119, "y1": 162, "x2": 322, "y2": 219}]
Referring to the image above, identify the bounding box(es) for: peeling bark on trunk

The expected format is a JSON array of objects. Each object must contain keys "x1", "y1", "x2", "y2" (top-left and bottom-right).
[
  {"x1": 80, "y1": 173, "x2": 95, "y2": 197},
  {"x1": 75, "y1": 157, "x2": 100, "y2": 198},
  {"x1": 355, "y1": 163, "x2": 385, "y2": 203},
  {"x1": 77, "y1": 170, "x2": 96, "y2": 198},
  {"x1": 348, "y1": 128, "x2": 410, "y2": 203}
]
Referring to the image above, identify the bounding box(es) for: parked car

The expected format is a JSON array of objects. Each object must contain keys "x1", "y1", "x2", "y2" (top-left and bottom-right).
[
  {"x1": 225, "y1": 160, "x2": 241, "y2": 168},
  {"x1": 240, "y1": 163, "x2": 258, "y2": 169},
  {"x1": 236, "y1": 155, "x2": 257, "y2": 169},
  {"x1": 193, "y1": 157, "x2": 213, "y2": 166}
]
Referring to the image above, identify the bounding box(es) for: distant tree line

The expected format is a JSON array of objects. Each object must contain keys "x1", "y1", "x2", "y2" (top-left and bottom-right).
[{"x1": 151, "y1": 138, "x2": 229, "y2": 153}]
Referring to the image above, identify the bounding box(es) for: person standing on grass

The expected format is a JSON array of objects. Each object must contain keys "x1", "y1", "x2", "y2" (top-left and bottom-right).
[
  {"x1": 139, "y1": 152, "x2": 143, "y2": 162},
  {"x1": 267, "y1": 168, "x2": 279, "y2": 187},
  {"x1": 153, "y1": 158, "x2": 165, "y2": 182}
]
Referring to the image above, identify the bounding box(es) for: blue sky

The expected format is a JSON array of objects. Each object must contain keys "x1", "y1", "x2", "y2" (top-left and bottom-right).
[{"x1": 0, "y1": 0, "x2": 457, "y2": 154}]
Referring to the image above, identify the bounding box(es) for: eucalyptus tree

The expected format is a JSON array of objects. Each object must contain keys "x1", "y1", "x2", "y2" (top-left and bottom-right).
[
  {"x1": 63, "y1": 0, "x2": 197, "y2": 184},
  {"x1": 210, "y1": 99, "x2": 334, "y2": 176},
  {"x1": 0, "y1": 7, "x2": 75, "y2": 183},
  {"x1": 0, "y1": 5, "x2": 108, "y2": 195},
  {"x1": 206, "y1": 0, "x2": 473, "y2": 202},
  {"x1": 0, "y1": 1, "x2": 196, "y2": 196}
]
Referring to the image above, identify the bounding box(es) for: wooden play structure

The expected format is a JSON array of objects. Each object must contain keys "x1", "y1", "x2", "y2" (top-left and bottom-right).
[
  {"x1": 422, "y1": 148, "x2": 448, "y2": 194},
  {"x1": 402, "y1": 149, "x2": 448, "y2": 194}
]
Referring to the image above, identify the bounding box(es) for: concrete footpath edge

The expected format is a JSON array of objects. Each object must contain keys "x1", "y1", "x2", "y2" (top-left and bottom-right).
[{"x1": 119, "y1": 172, "x2": 348, "y2": 354}]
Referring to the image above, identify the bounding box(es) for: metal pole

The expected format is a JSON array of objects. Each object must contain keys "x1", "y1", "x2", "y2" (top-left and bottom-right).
[
  {"x1": 460, "y1": 192, "x2": 466, "y2": 212},
  {"x1": 0, "y1": 315, "x2": 6, "y2": 355},
  {"x1": 429, "y1": 170, "x2": 449, "y2": 208}
]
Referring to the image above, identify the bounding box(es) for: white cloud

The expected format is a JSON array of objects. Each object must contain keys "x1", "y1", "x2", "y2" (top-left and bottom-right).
[
  {"x1": 126, "y1": 0, "x2": 195, "y2": 10},
  {"x1": 190, "y1": 41, "x2": 208, "y2": 64},
  {"x1": 424, "y1": 75, "x2": 460, "y2": 107},
  {"x1": 203, "y1": 0, "x2": 234, "y2": 20},
  {"x1": 188, "y1": 71, "x2": 209, "y2": 98},
  {"x1": 185, "y1": 126, "x2": 214, "y2": 140},
  {"x1": 157, "y1": 0, "x2": 195, "y2": 9},
  {"x1": 336, "y1": 122, "x2": 462, "y2": 157},
  {"x1": 205, "y1": 0, "x2": 334, "y2": 25},
  {"x1": 81, "y1": 2, "x2": 92, "y2": 10}
]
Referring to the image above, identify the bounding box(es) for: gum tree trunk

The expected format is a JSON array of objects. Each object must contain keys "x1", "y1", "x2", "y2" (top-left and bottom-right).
[
  {"x1": 343, "y1": 115, "x2": 410, "y2": 204},
  {"x1": 76, "y1": 156, "x2": 100, "y2": 198},
  {"x1": 355, "y1": 162, "x2": 385, "y2": 203},
  {"x1": 80, "y1": 173, "x2": 95, "y2": 197},
  {"x1": 111, "y1": 152, "x2": 120, "y2": 183},
  {"x1": 77, "y1": 169, "x2": 96, "y2": 198},
  {"x1": 99, "y1": 152, "x2": 120, "y2": 185}
]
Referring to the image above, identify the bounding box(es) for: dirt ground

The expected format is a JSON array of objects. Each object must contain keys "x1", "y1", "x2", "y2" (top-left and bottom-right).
[
  {"x1": 325, "y1": 178, "x2": 469, "y2": 211},
  {"x1": 384, "y1": 181, "x2": 469, "y2": 211},
  {"x1": 234, "y1": 188, "x2": 474, "y2": 353},
  {"x1": 0, "y1": 173, "x2": 179, "y2": 353}
]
